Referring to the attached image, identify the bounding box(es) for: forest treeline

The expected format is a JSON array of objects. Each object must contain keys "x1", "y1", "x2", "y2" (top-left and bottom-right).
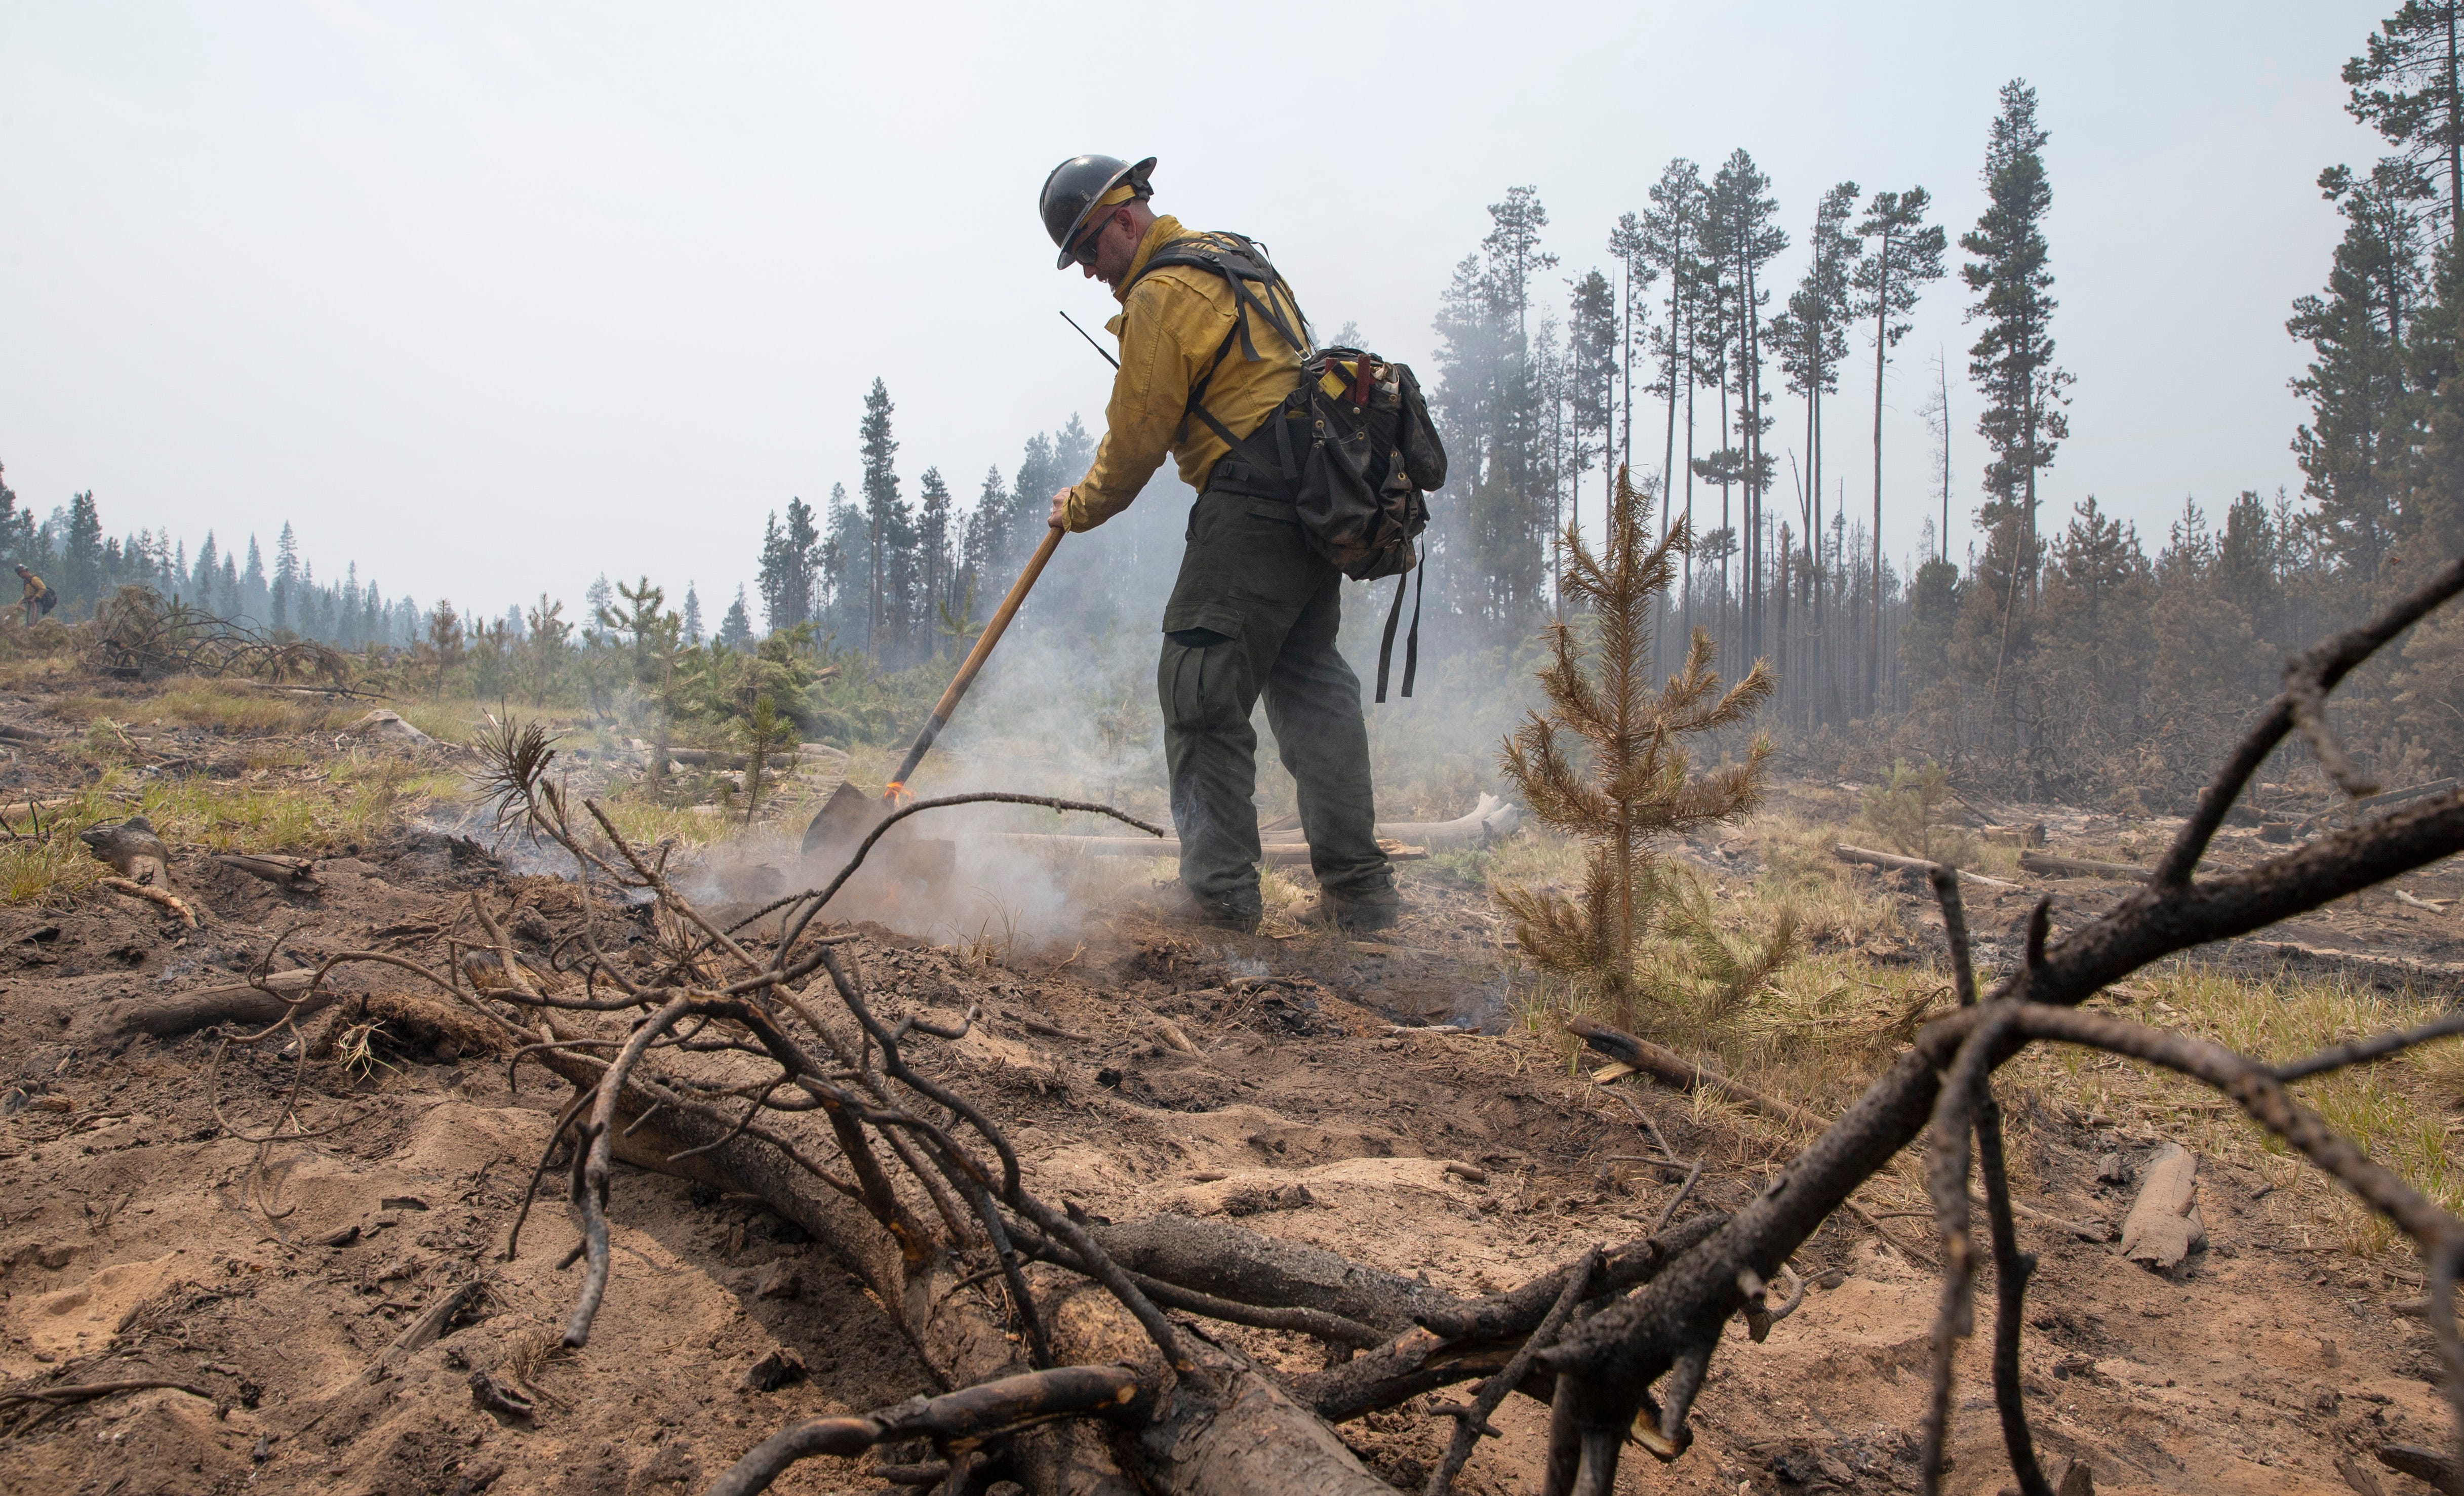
[{"x1": 7, "y1": 6, "x2": 2460, "y2": 799}]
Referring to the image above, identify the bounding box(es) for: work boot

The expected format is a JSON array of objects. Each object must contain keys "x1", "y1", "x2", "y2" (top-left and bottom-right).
[
  {"x1": 1297, "y1": 889, "x2": 1400, "y2": 933},
  {"x1": 1150, "y1": 881, "x2": 1261, "y2": 934}
]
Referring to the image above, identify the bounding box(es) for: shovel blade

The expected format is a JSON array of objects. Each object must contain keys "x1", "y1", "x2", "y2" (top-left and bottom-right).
[
  {"x1": 799, "y1": 779, "x2": 956, "y2": 889},
  {"x1": 801, "y1": 778, "x2": 887, "y2": 858}
]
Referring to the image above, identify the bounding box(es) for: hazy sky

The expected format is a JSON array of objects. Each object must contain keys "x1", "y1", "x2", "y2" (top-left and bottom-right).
[{"x1": 0, "y1": 2, "x2": 2393, "y2": 624}]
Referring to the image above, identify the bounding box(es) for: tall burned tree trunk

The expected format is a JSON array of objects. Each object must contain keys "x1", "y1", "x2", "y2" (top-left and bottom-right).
[
  {"x1": 1870, "y1": 233, "x2": 1891, "y2": 718},
  {"x1": 1664, "y1": 281, "x2": 1686, "y2": 681}
]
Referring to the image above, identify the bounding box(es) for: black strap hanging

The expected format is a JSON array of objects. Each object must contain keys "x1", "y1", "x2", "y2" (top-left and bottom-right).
[
  {"x1": 1375, "y1": 562, "x2": 1424, "y2": 703},
  {"x1": 1402, "y1": 562, "x2": 1422, "y2": 699}
]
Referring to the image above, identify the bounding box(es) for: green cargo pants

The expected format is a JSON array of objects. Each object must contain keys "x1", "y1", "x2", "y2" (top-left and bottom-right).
[{"x1": 1158, "y1": 487, "x2": 1392, "y2": 917}]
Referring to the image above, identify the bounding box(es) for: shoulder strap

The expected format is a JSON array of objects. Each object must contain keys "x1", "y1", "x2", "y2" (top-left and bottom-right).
[
  {"x1": 1123, "y1": 231, "x2": 1312, "y2": 480},
  {"x1": 1125, "y1": 231, "x2": 1311, "y2": 370}
]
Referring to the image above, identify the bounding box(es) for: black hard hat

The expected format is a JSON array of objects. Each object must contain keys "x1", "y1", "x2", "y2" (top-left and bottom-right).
[{"x1": 1040, "y1": 153, "x2": 1155, "y2": 269}]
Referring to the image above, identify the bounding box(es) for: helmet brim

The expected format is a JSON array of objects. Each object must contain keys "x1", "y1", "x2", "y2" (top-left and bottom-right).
[{"x1": 1054, "y1": 155, "x2": 1156, "y2": 269}]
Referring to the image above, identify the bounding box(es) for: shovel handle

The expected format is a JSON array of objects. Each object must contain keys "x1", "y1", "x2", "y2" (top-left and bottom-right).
[{"x1": 887, "y1": 523, "x2": 1065, "y2": 792}]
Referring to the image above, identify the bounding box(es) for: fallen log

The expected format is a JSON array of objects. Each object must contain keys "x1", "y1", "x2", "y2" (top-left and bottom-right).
[
  {"x1": 1831, "y1": 843, "x2": 2018, "y2": 890},
  {"x1": 2019, "y1": 849, "x2": 2153, "y2": 882},
  {"x1": 2119, "y1": 1143, "x2": 2204, "y2": 1269},
  {"x1": 1372, "y1": 792, "x2": 1522, "y2": 851},
  {"x1": 1086, "y1": 1214, "x2": 1455, "y2": 1338},
  {"x1": 2298, "y1": 776, "x2": 2459, "y2": 834},
  {"x1": 1565, "y1": 1016, "x2": 1826, "y2": 1132},
  {"x1": 2252, "y1": 940, "x2": 2464, "y2": 984},
  {"x1": 1992, "y1": 1193, "x2": 2111, "y2": 1243},
  {"x1": 345, "y1": 709, "x2": 435, "y2": 746},
  {"x1": 2374, "y1": 1440, "x2": 2464, "y2": 1493},
  {"x1": 214, "y1": 853, "x2": 321, "y2": 891},
  {"x1": 1285, "y1": 1214, "x2": 1728, "y2": 1425},
  {"x1": 1980, "y1": 823, "x2": 2047, "y2": 848},
  {"x1": 73, "y1": 969, "x2": 327, "y2": 1045}
]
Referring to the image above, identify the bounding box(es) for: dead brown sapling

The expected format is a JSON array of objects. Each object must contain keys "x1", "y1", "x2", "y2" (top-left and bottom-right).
[{"x1": 1494, "y1": 467, "x2": 1775, "y2": 1023}]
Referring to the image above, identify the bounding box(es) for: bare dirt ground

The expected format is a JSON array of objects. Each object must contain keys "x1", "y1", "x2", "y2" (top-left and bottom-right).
[{"x1": 2, "y1": 687, "x2": 2461, "y2": 1495}]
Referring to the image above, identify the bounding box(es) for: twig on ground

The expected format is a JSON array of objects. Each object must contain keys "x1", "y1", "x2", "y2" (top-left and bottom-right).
[{"x1": 100, "y1": 876, "x2": 197, "y2": 927}]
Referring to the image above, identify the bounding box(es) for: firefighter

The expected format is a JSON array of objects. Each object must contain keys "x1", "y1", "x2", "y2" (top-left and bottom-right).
[
  {"x1": 1037, "y1": 154, "x2": 1396, "y2": 933},
  {"x1": 15, "y1": 565, "x2": 53, "y2": 628}
]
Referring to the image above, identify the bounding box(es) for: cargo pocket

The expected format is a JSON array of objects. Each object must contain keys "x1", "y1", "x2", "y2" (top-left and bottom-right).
[{"x1": 1158, "y1": 627, "x2": 1251, "y2": 736}]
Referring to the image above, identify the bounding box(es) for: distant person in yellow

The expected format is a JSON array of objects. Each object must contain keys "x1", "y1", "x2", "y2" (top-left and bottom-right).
[{"x1": 14, "y1": 566, "x2": 54, "y2": 628}]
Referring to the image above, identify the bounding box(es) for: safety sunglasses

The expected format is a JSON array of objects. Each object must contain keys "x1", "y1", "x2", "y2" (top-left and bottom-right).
[{"x1": 1068, "y1": 213, "x2": 1111, "y2": 267}]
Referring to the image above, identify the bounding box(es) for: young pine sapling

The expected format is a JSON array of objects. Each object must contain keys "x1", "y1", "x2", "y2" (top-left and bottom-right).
[{"x1": 1496, "y1": 468, "x2": 1775, "y2": 1021}]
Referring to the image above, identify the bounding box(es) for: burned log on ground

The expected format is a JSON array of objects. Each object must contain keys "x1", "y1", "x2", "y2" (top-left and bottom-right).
[{"x1": 1833, "y1": 842, "x2": 2019, "y2": 889}]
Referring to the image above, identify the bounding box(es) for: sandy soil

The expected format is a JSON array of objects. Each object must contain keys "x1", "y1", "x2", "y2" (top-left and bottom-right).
[{"x1": 0, "y1": 702, "x2": 2458, "y2": 1495}]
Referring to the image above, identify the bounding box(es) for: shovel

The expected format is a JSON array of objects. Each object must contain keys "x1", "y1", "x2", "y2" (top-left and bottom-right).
[{"x1": 802, "y1": 523, "x2": 1066, "y2": 862}]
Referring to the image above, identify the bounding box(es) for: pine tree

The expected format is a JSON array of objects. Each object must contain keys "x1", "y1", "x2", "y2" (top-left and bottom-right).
[
  {"x1": 1605, "y1": 215, "x2": 1663, "y2": 488},
  {"x1": 2390, "y1": 241, "x2": 2464, "y2": 564},
  {"x1": 63, "y1": 492, "x2": 104, "y2": 608},
  {"x1": 273, "y1": 522, "x2": 300, "y2": 630},
  {"x1": 1920, "y1": 352, "x2": 1954, "y2": 561},
  {"x1": 1487, "y1": 189, "x2": 1558, "y2": 629},
  {"x1": 1854, "y1": 186, "x2": 1948, "y2": 712},
  {"x1": 1687, "y1": 249, "x2": 1737, "y2": 657},
  {"x1": 717, "y1": 586, "x2": 755, "y2": 653},
  {"x1": 600, "y1": 577, "x2": 667, "y2": 686},
  {"x1": 1426, "y1": 188, "x2": 1563, "y2": 636},
  {"x1": 859, "y1": 377, "x2": 902, "y2": 661},
  {"x1": 682, "y1": 583, "x2": 703, "y2": 645},
  {"x1": 2347, "y1": 1, "x2": 2464, "y2": 234},
  {"x1": 757, "y1": 498, "x2": 822, "y2": 632},
  {"x1": 822, "y1": 483, "x2": 867, "y2": 640},
  {"x1": 1566, "y1": 269, "x2": 1620, "y2": 545},
  {"x1": 1705, "y1": 152, "x2": 1783, "y2": 660},
  {"x1": 1961, "y1": 81, "x2": 2073, "y2": 601},
  {"x1": 242, "y1": 536, "x2": 267, "y2": 619},
  {"x1": 1494, "y1": 471, "x2": 1772, "y2": 1021},
  {"x1": 427, "y1": 599, "x2": 464, "y2": 693},
  {"x1": 1704, "y1": 151, "x2": 1786, "y2": 664},
  {"x1": 1770, "y1": 181, "x2": 1863, "y2": 717},
  {"x1": 963, "y1": 465, "x2": 1009, "y2": 600},
  {"x1": 1483, "y1": 185, "x2": 1558, "y2": 344},
  {"x1": 757, "y1": 511, "x2": 788, "y2": 627},
  {"x1": 2289, "y1": 160, "x2": 2430, "y2": 579},
  {"x1": 917, "y1": 466, "x2": 954, "y2": 655},
  {"x1": 1637, "y1": 160, "x2": 1710, "y2": 665}
]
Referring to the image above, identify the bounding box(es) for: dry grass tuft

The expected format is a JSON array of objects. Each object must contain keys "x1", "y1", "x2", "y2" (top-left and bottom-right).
[
  {"x1": 1501, "y1": 791, "x2": 2461, "y2": 1262},
  {"x1": 2010, "y1": 965, "x2": 2464, "y2": 1255},
  {"x1": 0, "y1": 830, "x2": 108, "y2": 906},
  {"x1": 501, "y1": 1323, "x2": 577, "y2": 1408},
  {"x1": 146, "y1": 681, "x2": 347, "y2": 735},
  {"x1": 0, "y1": 756, "x2": 462, "y2": 906}
]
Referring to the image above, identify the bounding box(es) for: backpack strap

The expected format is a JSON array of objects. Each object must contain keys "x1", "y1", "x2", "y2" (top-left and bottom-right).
[
  {"x1": 1122, "y1": 233, "x2": 1312, "y2": 484},
  {"x1": 1184, "y1": 394, "x2": 1299, "y2": 494},
  {"x1": 1374, "y1": 562, "x2": 1423, "y2": 703}
]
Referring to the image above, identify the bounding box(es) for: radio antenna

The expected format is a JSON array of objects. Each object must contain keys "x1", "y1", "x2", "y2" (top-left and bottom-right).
[{"x1": 1058, "y1": 309, "x2": 1120, "y2": 370}]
